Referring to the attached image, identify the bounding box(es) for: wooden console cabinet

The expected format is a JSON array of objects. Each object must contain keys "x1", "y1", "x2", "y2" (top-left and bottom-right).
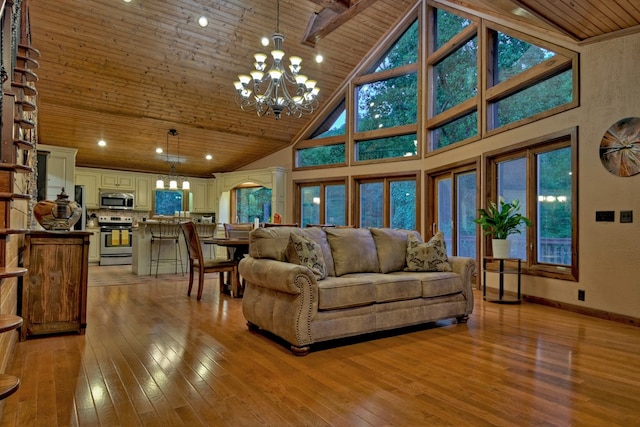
[{"x1": 20, "y1": 231, "x2": 91, "y2": 341}]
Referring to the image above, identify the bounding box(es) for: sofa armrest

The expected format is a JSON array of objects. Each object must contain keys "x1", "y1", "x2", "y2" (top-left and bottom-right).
[
  {"x1": 239, "y1": 257, "x2": 317, "y2": 295},
  {"x1": 239, "y1": 257, "x2": 319, "y2": 347},
  {"x1": 448, "y1": 256, "x2": 476, "y2": 314}
]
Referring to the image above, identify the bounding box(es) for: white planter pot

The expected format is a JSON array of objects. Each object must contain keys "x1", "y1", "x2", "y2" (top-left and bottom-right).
[{"x1": 492, "y1": 239, "x2": 511, "y2": 259}]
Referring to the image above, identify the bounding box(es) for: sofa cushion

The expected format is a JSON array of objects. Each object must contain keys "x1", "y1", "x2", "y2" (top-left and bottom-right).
[
  {"x1": 405, "y1": 232, "x2": 452, "y2": 272},
  {"x1": 326, "y1": 228, "x2": 380, "y2": 276},
  {"x1": 352, "y1": 272, "x2": 422, "y2": 303},
  {"x1": 286, "y1": 233, "x2": 327, "y2": 280},
  {"x1": 317, "y1": 276, "x2": 376, "y2": 310},
  {"x1": 301, "y1": 227, "x2": 336, "y2": 277},
  {"x1": 392, "y1": 271, "x2": 463, "y2": 297},
  {"x1": 419, "y1": 272, "x2": 462, "y2": 297},
  {"x1": 370, "y1": 228, "x2": 423, "y2": 273},
  {"x1": 249, "y1": 226, "x2": 302, "y2": 261}
]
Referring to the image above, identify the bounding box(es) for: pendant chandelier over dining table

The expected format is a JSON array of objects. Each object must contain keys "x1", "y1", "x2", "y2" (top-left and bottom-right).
[
  {"x1": 233, "y1": 0, "x2": 320, "y2": 119},
  {"x1": 156, "y1": 129, "x2": 190, "y2": 191}
]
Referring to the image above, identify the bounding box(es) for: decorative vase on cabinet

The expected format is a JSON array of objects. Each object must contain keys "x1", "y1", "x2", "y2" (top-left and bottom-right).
[{"x1": 33, "y1": 188, "x2": 82, "y2": 230}]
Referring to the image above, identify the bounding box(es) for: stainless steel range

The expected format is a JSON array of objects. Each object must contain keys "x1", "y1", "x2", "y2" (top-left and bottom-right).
[{"x1": 98, "y1": 215, "x2": 133, "y2": 265}]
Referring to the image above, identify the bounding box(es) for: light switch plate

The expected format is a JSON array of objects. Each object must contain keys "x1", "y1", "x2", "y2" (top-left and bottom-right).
[
  {"x1": 620, "y1": 210, "x2": 633, "y2": 223},
  {"x1": 595, "y1": 211, "x2": 615, "y2": 222}
]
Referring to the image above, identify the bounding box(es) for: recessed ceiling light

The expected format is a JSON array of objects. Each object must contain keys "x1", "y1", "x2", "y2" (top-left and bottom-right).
[
  {"x1": 123, "y1": 0, "x2": 132, "y2": 3},
  {"x1": 315, "y1": 54, "x2": 323, "y2": 63},
  {"x1": 198, "y1": 16, "x2": 208, "y2": 27},
  {"x1": 205, "y1": 154, "x2": 213, "y2": 160},
  {"x1": 156, "y1": 148, "x2": 163, "y2": 154},
  {"x1": 98, "y1": 140, "x2": 106, "y2": 147},
  {"x1": 261, "y1": 37, "x2": 269, "y2": 47}
]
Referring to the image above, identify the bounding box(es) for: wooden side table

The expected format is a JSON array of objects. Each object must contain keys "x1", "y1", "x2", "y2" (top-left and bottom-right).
[
  {"x1": 483, "y1": 257, "x2": 521, "y2": 304},
  {"x1": 20, "y1": 231, "x2": 91, "y2": 340}
]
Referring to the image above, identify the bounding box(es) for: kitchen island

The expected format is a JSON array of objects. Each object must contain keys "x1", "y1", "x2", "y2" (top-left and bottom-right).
[{"x1": 132, "y1": 221, "x2": 220, "y2": 275}]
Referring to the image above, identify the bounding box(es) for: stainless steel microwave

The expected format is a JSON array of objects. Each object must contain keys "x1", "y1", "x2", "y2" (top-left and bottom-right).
[{"x1": 99, "y1": 192, "x2": 134, "y2": 210}]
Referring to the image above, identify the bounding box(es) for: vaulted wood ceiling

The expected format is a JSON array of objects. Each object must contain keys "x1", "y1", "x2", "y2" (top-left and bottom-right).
[{"x1": 27, "y1": 0, "x2": 640, "y2": 178}]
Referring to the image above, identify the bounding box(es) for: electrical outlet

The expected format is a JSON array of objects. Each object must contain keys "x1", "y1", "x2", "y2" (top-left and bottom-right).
[
  {"x1": 578, "y1": 289, "x2": 585, "y2": 301},
  {"x1": 620, "y1": 210, "x2": 633, "y2": 223},
  {"x1": 595, "y1": 211, "x2": 615, "y2": 222}
]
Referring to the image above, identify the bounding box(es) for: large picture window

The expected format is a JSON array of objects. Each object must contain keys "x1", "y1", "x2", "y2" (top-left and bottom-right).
[
  {"x1": 485, "y1": 27, "x2": 577, "y2": 132},
  {"x1": 295, "y1": 179, "x2": 347, "y2": 227},
  {"x1": 295, "y1": 100, "x2": 347, "y2": 169},
  {"x1": 355, "y1": 173, "x2": 419, "y2": 230},
  {"x1": 356, "y1": 134, "x2": 417, "y2": 161},
  {"x1": 233, "y1": 186, "x2": 272, "y2": 223},
  {"x1": 485, "y1": 129, "x2": 577, "y2": 280},
  {"x1": 356, "y1": 73, "x2": 418, "y2": 132},
  {"x1": 426, "y1": 7, "x2": 578, "y2": 151}
]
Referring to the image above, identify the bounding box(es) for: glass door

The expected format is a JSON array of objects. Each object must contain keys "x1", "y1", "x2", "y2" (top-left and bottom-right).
[{"x1": 431, "y1": 166, "x2": 478, "y2": 258}]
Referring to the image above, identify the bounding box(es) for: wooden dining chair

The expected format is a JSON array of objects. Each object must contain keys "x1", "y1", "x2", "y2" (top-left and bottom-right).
[
  {"x1": 223, "y1": 222, "x2": 253, "y2": 238},
  {"x1": 179, "y1": 221, "x2": 237, "y2": 300}
]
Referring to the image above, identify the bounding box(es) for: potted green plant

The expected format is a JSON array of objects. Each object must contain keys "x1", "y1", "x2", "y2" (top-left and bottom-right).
[{"x1": 475, "y1": 198, "x2": 531, "y2": 258}]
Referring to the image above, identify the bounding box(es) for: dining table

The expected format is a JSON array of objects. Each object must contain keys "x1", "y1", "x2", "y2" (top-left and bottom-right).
[{"x1": 202, "y1": 237, "x2": 250, "y2": 297}]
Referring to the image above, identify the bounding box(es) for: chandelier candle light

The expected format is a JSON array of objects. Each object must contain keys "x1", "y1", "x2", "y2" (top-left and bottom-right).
[
  {"x1": 156, "y1": 129, "x2": 190, "y2": 191},
  {"x1": 233, "y1": 0, "x2": 320, "y2": 119}
]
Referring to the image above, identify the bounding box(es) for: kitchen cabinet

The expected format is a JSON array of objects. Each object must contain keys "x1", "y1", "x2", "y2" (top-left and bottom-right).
[
  {"x1": 135, "y1": 176, "x2": 152, "y2": 210},
  {"x1": 75, "y1": 169, "x2": 100, "y2": 208},
  {"x1": 88, "y1": 228, "x2": 100, "y2": 263},
  {"x1": 100, "y1": 172, "x2": 134, "y2": 190},
  {"x1": 191, "y1": 178, "x2": 217, "y2": 213},
  {"x1": 37, "y1": 144, "x2": 77, "y2": 200},
  {"x1": 20, "y1": 231, "x2": 91, "y2": 341}
]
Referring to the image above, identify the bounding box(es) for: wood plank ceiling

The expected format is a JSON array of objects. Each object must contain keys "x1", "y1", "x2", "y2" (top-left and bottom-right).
[{"x1": 26, "y1": 0, "x2": 640, "y2": 178}]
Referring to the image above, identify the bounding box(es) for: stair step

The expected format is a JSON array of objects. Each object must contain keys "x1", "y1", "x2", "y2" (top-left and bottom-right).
[
  {"x1": 14, "y1": 118, "x2": 35, "y2": 129},
  {"x1": 13, "y1": 68, "x2": 38, "y2": 82},
  {"x1": 0, "y1": 192, "x2": 32, "y2": 201},
  {"x1": 11, "y1": 82, "x2": 37, "y2": 96},
  {"x1": 0, "y1": 375, "x2": 20, "y2": 400},
  {"x1": 14, "y1": 139, "x2": 35, "y2": 150},
  {"x1": 16, "y1": 99, "x2": 37, "y2": 112},
  {"x1": 0, "y1": 164, "x2": 33, "y2": 173},
  {"x1": 0, "y1": 315, "x2": 23, "y2": 334},
  {"x1": 17, "y1": 44, "x2": 40, "y2": 57},
  {"x1": 0, "y1": 267, "x2": 28, "y2": 279},
  {"x1": 16, "y1": 55, "x2": 39, "y2": 69}
]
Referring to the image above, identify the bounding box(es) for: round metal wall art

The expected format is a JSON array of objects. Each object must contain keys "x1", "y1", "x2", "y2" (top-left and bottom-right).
[{"x1": 599, "y1": 117, "x2": 640, "y2": 177}]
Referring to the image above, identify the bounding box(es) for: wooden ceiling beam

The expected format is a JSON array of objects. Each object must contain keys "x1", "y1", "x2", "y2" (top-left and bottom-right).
[
  {"x1": 302, "y1": 0, "x2": 380, "y2": 47},
  {"x1": 308, "y1": 0, "x2": 351, "y2": 13}
]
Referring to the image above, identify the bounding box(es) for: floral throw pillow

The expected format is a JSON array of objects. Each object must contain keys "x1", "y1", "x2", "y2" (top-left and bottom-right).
[
  {"x1": 404, "y1": 231, "x2": 452, "y2": 272},
  {"x1": 287, "y1": 232, "x2": 327, "y2": 280}
]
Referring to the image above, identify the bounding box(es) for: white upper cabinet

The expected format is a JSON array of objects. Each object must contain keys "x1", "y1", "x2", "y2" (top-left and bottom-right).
[
  {"x1": 100, "y1": 172, "x2": 134, "y2": 190},
  {"x1": 75, "y1": 169, "x2": 100, "y2": 208}
]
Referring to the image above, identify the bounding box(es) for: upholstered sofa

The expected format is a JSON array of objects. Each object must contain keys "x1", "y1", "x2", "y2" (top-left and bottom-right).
[{"x1": 238, "y1": 226, "x2": 475, "y2": 355}]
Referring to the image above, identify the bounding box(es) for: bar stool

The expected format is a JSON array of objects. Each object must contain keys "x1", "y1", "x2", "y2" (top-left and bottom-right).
[
  {"x1": 149, "y1": 220, "x2": 184, "y2": 277},
  {"x1": 196, "y1": 222, "x2": 216, "y2": 259}
]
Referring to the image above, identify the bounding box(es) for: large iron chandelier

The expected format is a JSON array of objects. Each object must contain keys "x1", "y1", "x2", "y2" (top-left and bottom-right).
[
  {"x1": 156, "y1": 129, "x2": 190, "y2": 191},
  {"x1": 233, "y1": 0, "x2": 320, "y2": 119}
]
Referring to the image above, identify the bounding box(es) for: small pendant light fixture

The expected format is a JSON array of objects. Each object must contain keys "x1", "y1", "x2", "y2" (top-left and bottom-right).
[{"x1": 156, "y1": 129, "x2": 190, "y2": 191}]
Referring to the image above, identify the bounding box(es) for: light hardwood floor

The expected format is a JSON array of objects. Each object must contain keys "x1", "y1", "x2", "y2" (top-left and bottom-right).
[{"x1": 1, "y1": 265, "x2": 639, "y2": 426}]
